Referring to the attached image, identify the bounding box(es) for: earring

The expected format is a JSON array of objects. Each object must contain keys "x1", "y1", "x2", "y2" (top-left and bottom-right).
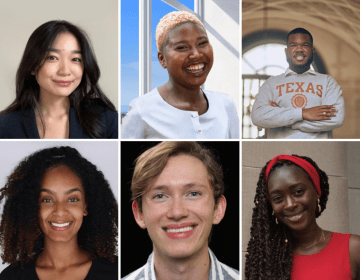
[
  {"x1": 285, "y1": 239, "x2": 288, "y2": 243},
  {"x1": 276, "y1": 218, "x2": 278, "y2": 225},
  {"x1": 272, "y1": 211, "x2": 274, "y2": 216},
  {"x1": 318, "y1": 198, "x2": 321, "y2": 212}
]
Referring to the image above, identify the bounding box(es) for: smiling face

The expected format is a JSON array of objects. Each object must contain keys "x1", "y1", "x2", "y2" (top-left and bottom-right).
[
  {"x1": 35, "y1": 32, "x2": 84, "y2": 100},
  {"x1": 39, "y1": 165, "x2": 87, "y2": 244},
  {"x1": 158, "y1": 22, "x2": 213, "y2": 90},
  {"x1": 285, "y1": 33, "x2": 315, "y2": 73},
  {"x1": 133, "y1": 154, "x2": 226, "y2": 260},
  {"x1": 267, "y1": 165, "x2": 319, "y2": 232}
]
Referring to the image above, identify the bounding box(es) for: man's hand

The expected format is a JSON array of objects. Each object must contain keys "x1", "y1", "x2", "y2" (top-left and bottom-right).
[
  {"x1": 269, "y1": 100, "x2": 279, "y2": 107},
  {"x1": 302, "y1": 105, "x2": 338, "y2": 121}
]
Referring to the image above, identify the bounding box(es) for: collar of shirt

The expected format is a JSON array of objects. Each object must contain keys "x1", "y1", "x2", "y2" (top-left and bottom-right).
[
  {"x1": 144, "y1": 248, "x2": 229, "y2": 280},
  {"x1": 285, "y1": 67, "x2": 316, "y2": 77}
]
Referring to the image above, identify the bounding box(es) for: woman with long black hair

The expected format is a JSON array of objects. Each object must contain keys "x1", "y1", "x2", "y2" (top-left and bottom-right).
[
  {"x1": 245, "y1": 154, "x2": 360, "y2": 279},
  {"x1": 0, "y1": 20, "x2": 118, "y2": 139}
]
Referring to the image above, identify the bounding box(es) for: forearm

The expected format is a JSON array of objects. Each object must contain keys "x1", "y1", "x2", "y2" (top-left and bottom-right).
[{"x1": 251, "y1": 105, "x2": 303, "y2": 128}]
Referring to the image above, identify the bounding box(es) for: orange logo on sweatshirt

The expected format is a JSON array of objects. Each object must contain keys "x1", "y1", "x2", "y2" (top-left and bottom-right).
[{"x1": 291, "y1": 94, "x2": 308, "y2": 108}]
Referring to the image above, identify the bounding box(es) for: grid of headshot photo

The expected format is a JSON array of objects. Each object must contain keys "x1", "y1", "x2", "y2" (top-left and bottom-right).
[{"x1": 1, "y1": 0, "x2": 360, "y2": 280}]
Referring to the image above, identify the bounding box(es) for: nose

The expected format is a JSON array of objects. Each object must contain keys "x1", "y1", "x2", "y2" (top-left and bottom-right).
[
  {"x1": 189, "y1": 46, "x2": 202, "y2": 59},
  {"x1": 167, "y1": 196, "x2": 188, "y2": 220},
  {"x1": 57, "y1": 59, "x2": 71, "y2": 76},
  {"x1": 53, "y1": 202, "x2": 68, "y2": 217},
  {"x1": 284, "y1": 195, "x2": 298, "y2": 211}
]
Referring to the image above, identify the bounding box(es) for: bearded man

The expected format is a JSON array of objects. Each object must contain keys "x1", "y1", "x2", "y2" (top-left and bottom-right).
[{"x1": 251, "y1": 28, "x2": 345, "y2": 139}]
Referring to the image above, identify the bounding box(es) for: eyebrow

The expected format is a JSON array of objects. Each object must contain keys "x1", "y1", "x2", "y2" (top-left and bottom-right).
[
  {"x1": 269, "y1": 183, "x2": 304, "y2": 195},
  {"x1": 48, "y1": 48, "x2": 82, "y2": 54},
  {"x1": 173, "y1": 36, "x2": 208, "y2": 47},
  {"x1": 149, "y1": 182, "x2": 206, "y2": 192},
  {"x1": 40, "y1": 188, "x2": 82, "y2": 195}
]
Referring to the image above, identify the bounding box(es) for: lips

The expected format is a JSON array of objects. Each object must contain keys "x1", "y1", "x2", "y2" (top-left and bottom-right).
[
  {"x1": 163, "y1": 223, "x2": 197, "y2": 239},
  {"x1": 49, "y1": 221, "x2": 72, "y2": 231},
  {"x1": 55, "y1": 81, "x2": 72, "y2": 87},
  {"x1": 284, "y1": 210, "x2": 305, "y2": 222}
]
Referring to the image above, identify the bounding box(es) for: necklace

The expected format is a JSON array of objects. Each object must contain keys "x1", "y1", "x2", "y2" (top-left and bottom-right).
[{"x1": 300, "y1": 229, "x2": 325, "y2": 249}]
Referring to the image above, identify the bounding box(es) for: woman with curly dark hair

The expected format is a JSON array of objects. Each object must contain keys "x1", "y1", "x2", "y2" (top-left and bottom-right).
[
  {"x1": 245, "y1": 154, "x2": 360, "y2": 280},
  {"x1": 0, "y1": 146, "x2": 118, "y2": 279},
  {"x1": 0, "y1": 20, "x2": 118, "y2": 139}
]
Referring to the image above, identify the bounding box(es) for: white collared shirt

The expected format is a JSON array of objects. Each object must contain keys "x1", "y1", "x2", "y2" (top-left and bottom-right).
[{"x1": 122, "y1": 248, "x2": 239, "y2": 280}]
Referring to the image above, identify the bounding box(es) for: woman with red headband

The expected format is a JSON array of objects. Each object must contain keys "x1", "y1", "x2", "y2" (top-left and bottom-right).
[{"x1": 245, "y1": 154, "x2": 360, "y2": 280}]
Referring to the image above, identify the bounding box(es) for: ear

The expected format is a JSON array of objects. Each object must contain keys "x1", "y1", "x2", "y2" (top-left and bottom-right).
[
  {"x1": 83, "y1": 204, "x2": 88, "y2": 216},
  {"x1": 158, "y1": 52, "x2": 167, "y2": 69},
  {"x1": 312, "y1": 46, "x2": 315, "y2": 54},
  {"x1": 212, "y1": 195, "x2": 227, "y2": 225},
  {"x1": 132, "y1": 201, "x2": 146, "y2": 229}
]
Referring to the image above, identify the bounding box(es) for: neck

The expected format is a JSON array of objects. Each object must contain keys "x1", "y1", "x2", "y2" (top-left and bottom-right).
[
  {"x1": 37, "y1": 237, "x2": 89, "y2": 269},
  {"x1": 38, "y1": 91, "x2": 70, "y2": 117},
  {"x1": 291, "y1": 222, "x2": 322, "y2": 249},
  {"x1": 164, "y1": 80, "x2": 203, "y2": 103},
  {"x1": 153, "y1": 245, "x2": 210, "y2": 280},
  {"x1": 289, "y1": 64, "x2": 310, "y2": 74}
]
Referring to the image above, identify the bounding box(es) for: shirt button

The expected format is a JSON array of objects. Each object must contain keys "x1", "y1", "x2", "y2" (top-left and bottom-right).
[
  {"x1": 192, "y1": 114, "x2": 197, "y2": 118},
  {"x1": 197, "y1": 130, "x2": 201, "y2": 134}
]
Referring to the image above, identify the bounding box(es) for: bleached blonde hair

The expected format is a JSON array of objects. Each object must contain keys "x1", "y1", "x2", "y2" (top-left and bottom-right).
[{"x1": 155, "y1": 11, "x2": 205, "y2": 51}]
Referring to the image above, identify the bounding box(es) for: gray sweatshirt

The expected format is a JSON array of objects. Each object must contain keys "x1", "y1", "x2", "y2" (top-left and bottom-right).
[{"x1": 251, "y1": 68, "x2": 345, "y2": 139}]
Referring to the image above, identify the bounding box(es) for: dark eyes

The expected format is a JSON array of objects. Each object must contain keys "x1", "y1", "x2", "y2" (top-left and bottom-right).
[{"x1": 46, "y1": 56, "x2": 82, "y2": 62}]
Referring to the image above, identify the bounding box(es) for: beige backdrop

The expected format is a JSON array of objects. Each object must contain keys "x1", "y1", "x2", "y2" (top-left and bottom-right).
[
  {"x1": 242, "y1": 141, "x2": 360, "y2": 272},
  {"x1": 0, "y1": 0, "x2": 118, "y2": 111}
]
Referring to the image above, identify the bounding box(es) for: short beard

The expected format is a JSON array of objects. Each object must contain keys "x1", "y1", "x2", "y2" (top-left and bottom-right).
[{"x1": 286, "y1": 53, "x2": 314, "y2": 74}]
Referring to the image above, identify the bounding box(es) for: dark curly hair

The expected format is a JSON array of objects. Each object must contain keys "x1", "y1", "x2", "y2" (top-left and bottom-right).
[
  {"x1": 245, "y1": 155, "x2": 329, "y2": 280},
  {"x1": 0, "y1": 146, "x2": 118, "y2": 267}
]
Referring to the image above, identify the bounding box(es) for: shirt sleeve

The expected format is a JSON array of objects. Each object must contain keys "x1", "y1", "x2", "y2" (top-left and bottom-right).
[
  {"x1": 291, "y1": 76, "x2": 345, "y2": 133},
  {"x1": 223, "y1": 95, "x2": 240, "y2": 139},
  {"x1": 251, "y1": 80, "x2": 303, "y2": 128},
  {"x1": 121, "y1": 100, "x2": 146, "y2": 139}
]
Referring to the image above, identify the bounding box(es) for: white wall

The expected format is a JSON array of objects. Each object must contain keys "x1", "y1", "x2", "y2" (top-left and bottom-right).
[
  {"x1": 204, "y1": 0, "x2": 239, "y2": 113},
  {"x1": 0, "y1": 0, "x2": 118, "y2": 111}
]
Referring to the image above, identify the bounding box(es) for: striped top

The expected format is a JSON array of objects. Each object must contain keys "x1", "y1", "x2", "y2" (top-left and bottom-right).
[{"x1": 122, "y1": 248, "x2": 239, "y2": 280}]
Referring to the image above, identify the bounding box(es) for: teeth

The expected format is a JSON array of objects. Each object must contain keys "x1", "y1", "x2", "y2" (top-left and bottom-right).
[
  {"x1": 186, "y1": 63, "x2": 204, "y2": 72},
  {"x1": 296, "y1": 56, "x2": 304, "y2": 60},
  {"x1": 166, "y1": 226, "x2": 194, "y2": 233},
  {"x1": 51, "y1": 222, "x2": 71, "y2": 227}
]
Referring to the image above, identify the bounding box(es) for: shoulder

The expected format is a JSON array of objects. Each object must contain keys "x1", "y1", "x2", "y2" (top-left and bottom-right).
[
  {"x1": 203, "y1": 90, "x2": 236, "y2": 107},
  {"x1": 264, "y1": 73, "x2": 286, "y2": 83},
  {"x1": 350, "y1": 234, "x2": 360, "y2": 255},
  {"x1": 0, "y1": 260, "x2": 36, "y2": 280},
  {"x1": 0, "y1": 110, "x2": 28, "y2": 122},
  {"x1": 0, "y1": 264, "x2": 18, "y2": 279},
  {"x1": 121, "y1": 264, "x2": 146, "y2": 280},
  {"x1": 88, "y1": 257, "x2": 118, "y2": 280},
  {"x1": 129, "y1": 88, "x2": 161, "y2": 107},
  {"x1": 209, "y1": 249, "x2": 239, "y2": 279},
  {"x1": 86, "y1": 99, "x2": 117, "y2": 114}
]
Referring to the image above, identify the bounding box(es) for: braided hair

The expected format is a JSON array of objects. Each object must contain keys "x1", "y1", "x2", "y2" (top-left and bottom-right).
[
  {"x1": 0, "y1": 146, "x2": 118, "y2": 267},
  {"x1": 245, "y1": 155, "x2": 329, "y2": 279}
]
